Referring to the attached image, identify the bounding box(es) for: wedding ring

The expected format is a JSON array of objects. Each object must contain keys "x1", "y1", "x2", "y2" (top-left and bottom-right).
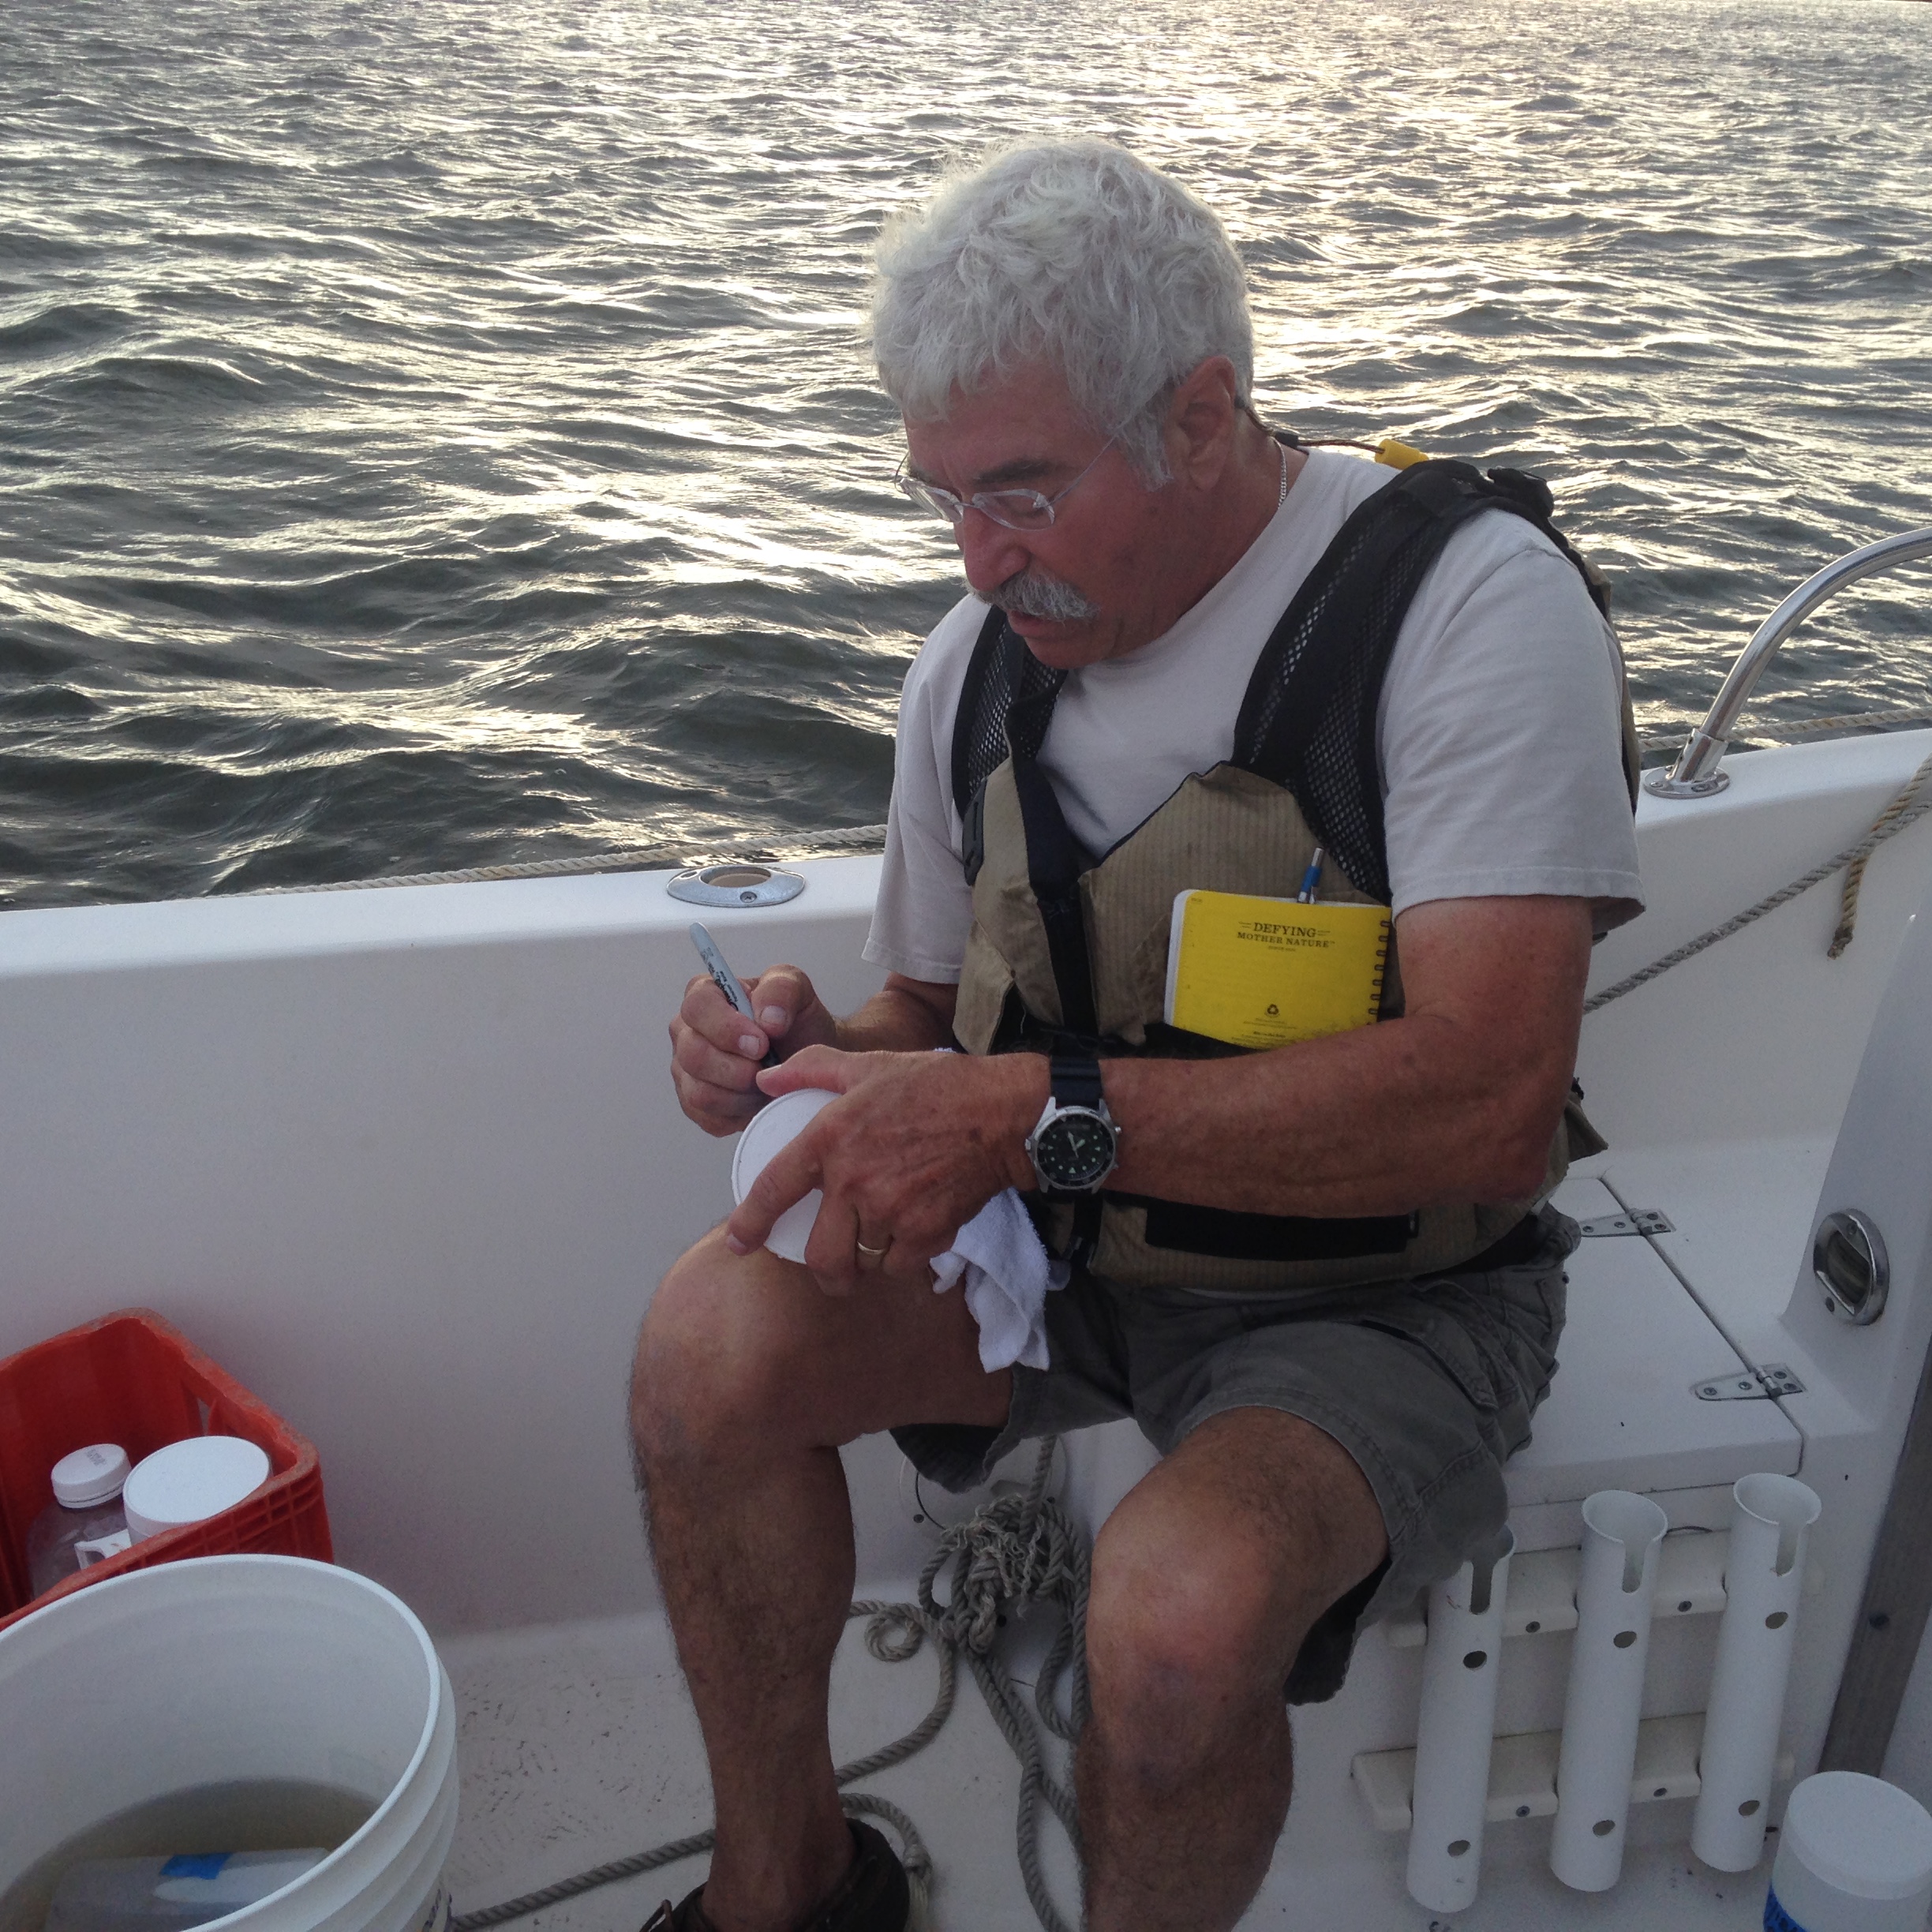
[{"x1": 856, "y1": 1239, "x2": 889, "y2": 1259}]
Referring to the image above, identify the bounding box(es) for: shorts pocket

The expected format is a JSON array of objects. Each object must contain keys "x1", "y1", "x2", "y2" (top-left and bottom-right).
[
  {"x1": 1356, "y1": 1264, "x2": 1567, "y2": 1447},
  {"x1": 1357, "y1": 1301, "x2": 1505, "y2": 1413}
]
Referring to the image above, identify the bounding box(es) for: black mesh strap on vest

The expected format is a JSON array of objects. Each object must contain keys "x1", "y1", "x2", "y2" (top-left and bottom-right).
[
  {"x1": 951, "y1": 607, "x2": 1065, "y2": 807},
  {"x1": 946, "y1": 602, "x2": 1105, "y2": 1047},
  {"x1": 953, "y1": 608, "x2": 1065, "y2": 886},
  {"x1": 1232, "y1": 458, "x2": 1603, "y2": 904},
  {"x1": 1011, "y1": 751, "x2": 1099, "y2": 1040}
]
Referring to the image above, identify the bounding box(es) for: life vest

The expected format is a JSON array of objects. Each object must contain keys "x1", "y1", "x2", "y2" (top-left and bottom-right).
[{"x1": 948, "y1": 456, "x2": 1640, "y2": 1295}]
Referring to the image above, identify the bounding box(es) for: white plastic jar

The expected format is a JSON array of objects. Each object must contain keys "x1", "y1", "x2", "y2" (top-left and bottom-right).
[
  {"x1": 1768, "y1": 1772, "x2": 1932, "y2": 1932},
  {"x1": 122, "y1": 1436, "x2": 271, "y2": 1544}
]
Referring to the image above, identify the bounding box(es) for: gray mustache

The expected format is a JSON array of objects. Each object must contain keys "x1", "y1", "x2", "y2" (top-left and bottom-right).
[{"x1": 996, "y1": 566, "x2": 1099, "y2": 623}]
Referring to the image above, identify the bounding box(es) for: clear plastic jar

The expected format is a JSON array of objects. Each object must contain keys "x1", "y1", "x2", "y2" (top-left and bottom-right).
[{"x1": 26, "y1": 1442, "x2": 134, "y2": 1597}]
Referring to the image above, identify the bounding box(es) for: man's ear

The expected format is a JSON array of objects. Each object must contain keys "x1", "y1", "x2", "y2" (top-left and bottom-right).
[{"x1": 1163, "y1": 356, "x2": 1243, "y2": 488}]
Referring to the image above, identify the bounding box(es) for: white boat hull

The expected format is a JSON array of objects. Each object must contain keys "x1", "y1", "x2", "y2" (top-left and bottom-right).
[{"x1": 8, "y1": 732, "x2": 1932, "y2": 1927}]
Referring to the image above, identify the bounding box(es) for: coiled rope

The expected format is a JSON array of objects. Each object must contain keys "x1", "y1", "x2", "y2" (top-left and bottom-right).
[
  {"x1": 1585, "y1": 745, "x2": 1932, "y2": 1013},
  {"x1": 450, "y1": 1438, "x2": 1089, "y2": 1932}
]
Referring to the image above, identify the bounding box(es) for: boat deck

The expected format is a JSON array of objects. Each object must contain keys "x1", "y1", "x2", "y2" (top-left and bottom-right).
[
  {"x1": 439, "y1": 1598, "x2": 1774, "y2": 1932},
  {"x1": 435, "y1": 1155, "x2": 1820, "y2": 1932}
]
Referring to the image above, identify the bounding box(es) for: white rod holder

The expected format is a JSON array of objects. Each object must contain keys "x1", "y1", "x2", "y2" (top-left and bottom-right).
[
  {"x1": 1552, "y1": 1490, "x2": 1668, "y2": 1891},
  {"x1": 1406, "y1": 1527, "x2": 1515, "y2": 1912},
  {"x1": 1691, "y1": 1474, "x2": 1822, "y2": 1870}
]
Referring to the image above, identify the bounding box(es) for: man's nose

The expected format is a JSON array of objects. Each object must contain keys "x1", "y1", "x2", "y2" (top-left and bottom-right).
[{"x1": 954, "y1": 507, "x2": 1032, "y2": 599}]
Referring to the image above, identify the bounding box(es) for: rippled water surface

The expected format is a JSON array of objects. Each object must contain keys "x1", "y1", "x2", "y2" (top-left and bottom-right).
[{"x1": 3, "y1": 0, "x2": 1929, "y2": 904}]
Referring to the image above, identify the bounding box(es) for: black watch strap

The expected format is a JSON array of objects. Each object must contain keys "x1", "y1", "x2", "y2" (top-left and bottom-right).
[{"x1": 1050, "y1": 1050, "x2": 1104, "y2": 1110}]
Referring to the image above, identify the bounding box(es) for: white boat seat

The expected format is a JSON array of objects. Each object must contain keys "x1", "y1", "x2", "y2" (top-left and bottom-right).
[
  {"x1": 1504, "y1": 1174, "x2": 1803, "y2": 1507},
  {"x1": 1052, "y1": 1169, "x2": 1806, "y2": 1551}
]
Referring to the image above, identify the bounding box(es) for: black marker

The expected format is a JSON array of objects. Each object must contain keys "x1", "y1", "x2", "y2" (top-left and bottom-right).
[{"x1": 688, "y1": 923, "x2": 779, "y2": 1067}]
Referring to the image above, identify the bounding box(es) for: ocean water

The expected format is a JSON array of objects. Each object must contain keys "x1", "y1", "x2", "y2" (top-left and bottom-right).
[{"x1": 2, "y1": 0, "x2": 1929, "y2": 906}]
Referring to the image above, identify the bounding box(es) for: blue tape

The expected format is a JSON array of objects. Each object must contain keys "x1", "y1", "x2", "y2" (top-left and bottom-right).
[
  {"x1": 159, "y1": 1854, "x2": 231, "y2": 1881},
  {"x1": 1764, "y1": 1887, "x2": 1807, "y2": 1932}
]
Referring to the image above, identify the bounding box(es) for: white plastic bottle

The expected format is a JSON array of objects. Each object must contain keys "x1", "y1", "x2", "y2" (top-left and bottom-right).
[{"x1": 25, "y1": 1443, "x2": 134, "y2": 1597}]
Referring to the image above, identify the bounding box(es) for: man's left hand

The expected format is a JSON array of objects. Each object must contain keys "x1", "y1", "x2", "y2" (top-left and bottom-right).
[{"x1": 724, "y1": 1047, "x2": 1043, "y2": 1294}]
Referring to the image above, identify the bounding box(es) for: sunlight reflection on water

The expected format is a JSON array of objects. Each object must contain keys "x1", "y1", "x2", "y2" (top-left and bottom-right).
[{"x1": 0, "y1": 0, "x2": 1928, "y2": 902}]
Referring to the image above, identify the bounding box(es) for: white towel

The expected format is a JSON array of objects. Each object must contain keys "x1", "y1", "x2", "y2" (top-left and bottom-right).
[{"x1": 930, "y1": 1189, "x2": 1069, "y2": 1372}]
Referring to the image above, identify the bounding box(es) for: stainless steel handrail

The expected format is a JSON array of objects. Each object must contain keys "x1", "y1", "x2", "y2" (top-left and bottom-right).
[{"x1": 1646, "y1": 526, "x2": 1932, "y2": 799}]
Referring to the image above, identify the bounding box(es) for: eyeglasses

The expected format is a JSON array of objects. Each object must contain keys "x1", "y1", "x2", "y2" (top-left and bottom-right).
[{"x1": 894, "y1": 436, "x2": 1117, "y2": 532}]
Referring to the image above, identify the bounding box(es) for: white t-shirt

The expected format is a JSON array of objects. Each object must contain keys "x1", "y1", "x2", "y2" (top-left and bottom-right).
[{"x1": 865, "y1": 449, "x2": 1643, "y2": 985}]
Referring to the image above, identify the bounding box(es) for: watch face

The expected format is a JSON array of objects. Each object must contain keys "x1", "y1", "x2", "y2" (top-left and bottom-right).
[{"x1": 1036, "y1": 1108, "x2": 1116, "y2": 1189}]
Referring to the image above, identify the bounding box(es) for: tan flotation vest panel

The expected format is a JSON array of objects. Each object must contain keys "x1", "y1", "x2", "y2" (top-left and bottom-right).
[{"x1": 956, "y1": 758, "x2": 1570, "y2": 1294}]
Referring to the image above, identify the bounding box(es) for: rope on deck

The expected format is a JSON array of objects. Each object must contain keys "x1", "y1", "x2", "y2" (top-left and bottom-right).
[
  {"x1": 244, "y1": 827, "x2": 889, "y2": 896},
  {"x1": 1585, "y1": 745, "x2": 1932, "y2": 1013},
  {"x1": 1635, "y1": 705, "x2": 1932, "y2": 766},
  {"x1": 448, "y1": 1437, "x2": 1088, "y2": 1932},
  {"x1": 1749, "y1": 704, "x2": 1932, "y2": 740}
]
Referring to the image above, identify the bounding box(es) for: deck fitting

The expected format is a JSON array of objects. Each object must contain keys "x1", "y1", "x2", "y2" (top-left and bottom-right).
[
  {"x1": 1694, "y1": 1364, "x2": 1806, "y2": 1402},
  {"x1": 1578, "y1": 1209, "x2": 1675, "y2": 1237}
]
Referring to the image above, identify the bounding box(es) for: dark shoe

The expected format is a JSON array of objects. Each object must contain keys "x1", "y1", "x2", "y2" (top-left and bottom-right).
[{"x1": 640, "y1": 1822, "x2": 908, "y2": 1932}]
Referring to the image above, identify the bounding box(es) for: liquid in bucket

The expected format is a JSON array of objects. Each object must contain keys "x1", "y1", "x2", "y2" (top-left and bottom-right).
[
  {"x1": 45, "y1": 1850, "x2": 329, "y2": 1932},
  {"x1": 0, "y1": 1781, "x2": 372, "y2": 1932}
]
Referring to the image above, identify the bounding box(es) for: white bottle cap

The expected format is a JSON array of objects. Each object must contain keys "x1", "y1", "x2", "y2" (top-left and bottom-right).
[
  {"x1": 122, "y1": 1436, "x2": 271, "y2": 1543},
  {"x1": 1781, "y1": 1770, "x2": 1932, "y2": 1901},
  {"x1": 50, "y1": 1443, "x2": 132, "y2": 1509}
]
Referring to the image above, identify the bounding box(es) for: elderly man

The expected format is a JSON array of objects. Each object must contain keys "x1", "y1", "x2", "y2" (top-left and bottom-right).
[{"x1": 633, "y1": 139, "x2": 1641, "y2": 1932}]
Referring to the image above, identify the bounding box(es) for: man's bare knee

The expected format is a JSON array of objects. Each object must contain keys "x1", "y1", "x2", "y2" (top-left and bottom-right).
[
  {"x1": 632, "y1": 1222, "x2": 1010, "y2": 1496},
  {"x1": 631, "y1": 1230, "x2": 803, "y2": 1472},
  {"x1": 1086, "y1": 1521, "x2": 1301, "y2": 1774},
  {"x1": 1083, "y1": 1416, "x2": 1386, "y2": 1775}
]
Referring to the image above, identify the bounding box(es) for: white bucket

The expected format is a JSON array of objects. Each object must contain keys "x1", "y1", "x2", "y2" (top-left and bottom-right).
[
  {"x1": 0, "y1": 1555, "x2": 458, "y2": 1932},
  {"x1": 1769, "y1": 1772, "x2": 1932, "y2": 1932}
]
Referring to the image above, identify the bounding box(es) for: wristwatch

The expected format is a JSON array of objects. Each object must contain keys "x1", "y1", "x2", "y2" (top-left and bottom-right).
[{"x1": 1025, "y1": 1053, "x2": 1120, "y2": 1196}]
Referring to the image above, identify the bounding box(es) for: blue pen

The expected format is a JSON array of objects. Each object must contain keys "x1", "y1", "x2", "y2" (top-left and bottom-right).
[{"x1": 1297, "y1": 847, "x2": 1325, "y2": 904}]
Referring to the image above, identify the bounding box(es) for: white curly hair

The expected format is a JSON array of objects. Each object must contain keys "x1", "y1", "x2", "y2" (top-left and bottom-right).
[{"x1": 868, "y1": 139, "x2": 1255, "y2": 484}]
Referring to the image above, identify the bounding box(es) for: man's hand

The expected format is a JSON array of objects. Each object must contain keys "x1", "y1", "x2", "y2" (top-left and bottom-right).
[
  {"x1": 668, "y1": 962, "x2": 841, "y2": 1136},
  {"x1": 725, "y1": 1047, "x2": 1043, "y2": 1294}
]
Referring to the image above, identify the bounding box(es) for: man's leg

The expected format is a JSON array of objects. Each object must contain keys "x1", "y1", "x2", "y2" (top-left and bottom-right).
[
  {"x1": 631, "y1": 1228, "x2": 1009, "y2": 1932},
  {"x1": 1079, "y1": 1406, "x2": 1389, "y2": 1932}
]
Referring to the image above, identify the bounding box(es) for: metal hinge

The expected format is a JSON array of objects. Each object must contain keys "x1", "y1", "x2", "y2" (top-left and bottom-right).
[
  {"x1": 1579, "y1": 1209, "x2": 1675, "y2": 1237},
  {"x1": 1694, "y1": 1364, "x2": 1806, "y2": 1402}
]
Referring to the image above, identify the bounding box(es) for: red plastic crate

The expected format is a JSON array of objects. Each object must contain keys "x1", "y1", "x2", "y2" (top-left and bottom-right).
[{"x1": 0, "y1": 1308, "x2": 332, "y2": 1634}]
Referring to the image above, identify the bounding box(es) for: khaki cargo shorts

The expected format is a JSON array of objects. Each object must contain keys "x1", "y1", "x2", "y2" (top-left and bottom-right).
[{"x1": 893, "y1": 1206, "x2": 1577, "y2": 1704}]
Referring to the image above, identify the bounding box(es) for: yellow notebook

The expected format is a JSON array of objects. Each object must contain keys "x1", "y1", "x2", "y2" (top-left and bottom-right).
[{"x1": 1162, "y1": 889, "x2": 1390, "y2": 1050}]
